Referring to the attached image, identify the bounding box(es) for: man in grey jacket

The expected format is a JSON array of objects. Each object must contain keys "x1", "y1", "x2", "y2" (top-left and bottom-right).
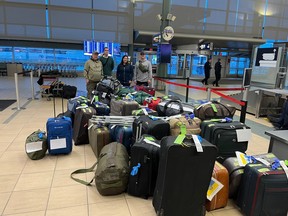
[
  {"x1": 133, "y1": 51, "x2": 152, "y2": 86},
  {"x1": 84, "y1": 51, "x2": 103, "y2": 99}
]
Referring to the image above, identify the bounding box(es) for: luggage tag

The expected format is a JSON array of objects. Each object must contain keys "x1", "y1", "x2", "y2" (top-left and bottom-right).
[
  {"x1": 180, "y1": 124, "x2": 187, "y2": 135},
  {"x1": 143, "y1": 139, "x2": 160, "y2": 148},
  {"x1": 207, "y1": 177, "x2": 224, "y2": 201},
  {"x1": 102, "y1": 92, "x2": 107, "y2": 98},
  {"x1": 192, "y1": 135, "x2": 203, "y2": 152},
  {"x1": 279, "y1": 161, "x2": 288, "y2": 180},
  {"x1": 236, "y1": 128, "x2": 252, "y2": 142},
  {"x1": 142, "y1": 108, "x2": 148, "y2": 116},
  {"x1": 236, "y1": 151, "x2": 249, "y2": 167}
]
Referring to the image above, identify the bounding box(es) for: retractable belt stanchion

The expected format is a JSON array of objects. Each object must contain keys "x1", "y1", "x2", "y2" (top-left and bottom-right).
[
  {"x1": 240, "y1": 87, "x2": 249, "y2": 123},
  {"x1": 12, "y1": 72, "x2": 25, "y2": 110},
  {"x1": 29, "y1": 70, "x2": 36, "y2": 100},
  {"x1": 165, "y1": 82, "x2": 169, "y2": 95},
  {"x1": 185, "y1": 77, "x2": 189, "y2": 102},
  {"x1": 207, "y1": 87, "x2": 212, "y2": 101}
]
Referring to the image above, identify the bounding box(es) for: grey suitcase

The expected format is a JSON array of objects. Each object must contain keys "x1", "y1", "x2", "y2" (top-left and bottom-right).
[{"x1": 110, "y1": 99, "x2": 139, "y2": 116}]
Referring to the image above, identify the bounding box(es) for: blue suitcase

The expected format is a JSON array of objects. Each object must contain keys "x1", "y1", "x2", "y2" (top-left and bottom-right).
[
  {"x1": 91, "y1": 101, "x2": 110, "y2": 116},
  {"x1": 109, "y1": 125, "x2": 133, "y2": 153},
  {"x1": 46, "y1": 116, "x2": 73, "y2": 155}
]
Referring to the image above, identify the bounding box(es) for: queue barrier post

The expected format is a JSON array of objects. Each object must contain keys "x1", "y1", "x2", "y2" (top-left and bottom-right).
[
  {"x1": 240, "y1": 87, "x2": 249, "y2": 123},
  {"x1": 207, "y1": 87, "x2": 212, "y2": 101},
  {"x1": 185, "y1": 77, "x2": 189, "y2": 102}
]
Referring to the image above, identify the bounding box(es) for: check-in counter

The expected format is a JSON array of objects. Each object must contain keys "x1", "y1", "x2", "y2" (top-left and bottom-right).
[{"x1": 7, "y1": 63, "x2": 23, "y2": 76}]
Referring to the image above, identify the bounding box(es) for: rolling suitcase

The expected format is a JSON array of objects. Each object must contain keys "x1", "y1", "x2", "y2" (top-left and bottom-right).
[
  {"x1": 132, "y1": 115, "x2": 170, "y2": 141},
  {"x1": 153, "y1": 135, "x2": 218, "y2": 216},
  {"x1": 88, "y1": 120, "x2": 110, "y2": 158},
  {"x1": 200, "y1": 120, "x2": 249, "y2": 162},
  {"x1": 206, "y1": 161, "x2": 229, "y2": 211},
  {"x1": 128, "y1": 135, "x2": 160, "y2": 198},
  {"x1": 237, "y1": 162, "x2": 288, "y2": 216},
  {"x1": 109, "y1": 125, "x2": 133, "y2": 153},
  {"x1": 73, "y1": 107, "x2": 96, "y2": 145},
  {"x1": 47, "y1": 95, "x2": 72, "y2": 155},
  {"x1": 110, "y1": 99, "x2": 139, "y2": 116}
]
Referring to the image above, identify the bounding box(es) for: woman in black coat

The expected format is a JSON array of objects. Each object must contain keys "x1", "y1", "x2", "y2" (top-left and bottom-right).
[{"x1": 116, "y1": 55, "x2": 134, "y2": 87}]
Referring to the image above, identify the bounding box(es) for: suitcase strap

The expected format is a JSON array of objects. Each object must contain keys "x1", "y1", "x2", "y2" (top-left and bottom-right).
[{"x1": 70, "y1": 161, "x2": 98, "y2": 186}]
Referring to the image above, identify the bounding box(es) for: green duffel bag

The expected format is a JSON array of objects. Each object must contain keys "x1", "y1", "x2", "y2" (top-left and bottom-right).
[
  {"x1": 71, "y1": 142, "x2": 129, "y2": 196},
  {"x1": 133, "y1": 91, "x2": 151, "y2": 105},
  {"x1": 25, "y1": 130, "x2": 48, "y2": 160}
]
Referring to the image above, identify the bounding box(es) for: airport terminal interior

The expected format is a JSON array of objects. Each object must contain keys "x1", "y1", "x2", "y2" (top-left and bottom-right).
[{"x1": 0, "y1": 0, "x2": 288, "y2": 216}]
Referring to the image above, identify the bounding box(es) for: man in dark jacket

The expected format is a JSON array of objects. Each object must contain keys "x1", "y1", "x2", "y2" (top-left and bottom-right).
[
  {"x1": 212, "y1": 58, "x2": 222, "y2": 87},
  {"x1": 100, "y1": 47, "x2": 114, "y2": 76},
  {"x1": 201, "y1": 59, "x2": 212, "y2": 85}
]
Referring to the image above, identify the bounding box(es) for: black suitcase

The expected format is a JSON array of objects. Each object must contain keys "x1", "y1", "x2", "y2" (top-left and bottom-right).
[
  {"x1": 132, "y1": 115, "x2": 170, "y2": 141},
  {"x1": 128, "y1": 135, "x2": 160, "y2": 198},
  {"x1": 237, "y1": 163, "x2": 288, "y2": 216},
  {"x1": 62, "y1": 85, "x2": 77, "y2": 99},
  {"x1": 201, "y1": 120, "x2": 249, "y2": 162},
  {"x1": 73, "y1": 107, "x2": 96, "y2": 145},
  {"x1": 153, "y1": 135, "x2": 218, "y2": 216}
]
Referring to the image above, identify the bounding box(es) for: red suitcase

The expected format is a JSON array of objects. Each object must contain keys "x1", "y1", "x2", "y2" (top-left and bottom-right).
[{"x1": 143, "y1": 97, "x2": 161, "y2": 110}]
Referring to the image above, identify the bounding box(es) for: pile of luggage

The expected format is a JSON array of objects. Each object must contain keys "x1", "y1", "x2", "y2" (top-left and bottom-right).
[{"x1": 25, "y1": 76, "x2": 288, "y2": 216}]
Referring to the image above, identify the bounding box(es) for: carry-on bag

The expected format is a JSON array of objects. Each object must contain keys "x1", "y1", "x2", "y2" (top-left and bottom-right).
[
  {"x1": 91, "y1": 101, "x2": 110, "y2": 116},
  {"x1": 143, "y1": 97, "x2": 161, "y2": 111},
  {"x1": 133, "y1": 115, "x2": 170, "y2": 141},
  {"x1": 200, "y1": 120, "x2": 249, "y2": 162},
  {"x1": 109, "y1": 125, "x2": 133, "y2": 153},
  {"x1": 47, "y1": 93, "x2": 73, "y2": 155},
  {"x1": 95, "y1": 76, "x2": 122, "y2": 95},
  {"x1": 135, "y1": 85, "x2": 155, "y2": 96},
  {"x1": 128, "y1": 134, "x2": 160, "y2": 198},
  {"x1": 67, "y1": 96, "x2": 90, "y2": 114},
  {"x1": 133, "y1": 91, "x2": 151, "y2": 105},
  {"x1": 169, "y1": 115, "x2": 201, "y2": 136},
  {"x1": 206, "y1": 161, "x2": 229, "y2": 211},
  {"x1": 132, "y1": 107, "x2": 158, "y2": 116},
  {"x1": 88, "y1": 120, "x2": 110, "y2": 158},
  {"x1": 153, "y1": 135, "x2": 218, "y2": 216},
  {"x1": 73, "y1": 107, "x2": 96, "y2": 145},
  {"x1": 194, "y1": 101, "x2": 236, "y2": 120},
  {"x1": 156, "y1": 100, "x2": 184, "y2": 117},
  {"x1": 62, "y1": 85, "x2": 77, "y2": 99},
  {"x1": 237, "y1": 160, "x2": 288, "y2": 216},
  {"x1": 110, "y1": 98, "x2": 139, "y2": 116},
  {"x1": 25, "y1": 130, "x2": 48, "y2": 160},
  {"x1": 71, "y1": 142, "x2": 129, "y2": 196},
  {"x1": 91, "y1": 90, "x2": 111, "y2": 106}
]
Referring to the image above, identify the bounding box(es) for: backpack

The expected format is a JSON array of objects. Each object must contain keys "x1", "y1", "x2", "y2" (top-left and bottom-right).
[{"x1": 25, "y1": 130, "x2": 48, "y2": 160}]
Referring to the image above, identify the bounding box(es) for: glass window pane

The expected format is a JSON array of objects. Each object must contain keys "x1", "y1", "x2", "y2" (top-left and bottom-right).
[{"x1": 0, "y1": 46, "x2": 13, "y2": 62}]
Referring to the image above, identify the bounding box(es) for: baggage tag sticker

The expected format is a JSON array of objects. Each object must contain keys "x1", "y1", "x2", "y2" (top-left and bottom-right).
[
  {"x1": 174, "y1": 135, "x2": 185, "y2": 145},
  {"x1": 143, "y1": 139, "x2": 160, "y2": 148},
  {"x1": 236, "y1": 151, "x2": 248, "y2": 167},
  {"x1": 26, "y1": 141, "x2": 43, "y2": 153},
  {"x1": 102, "y1": 92, "x2": 107, "y2": 98},
  {"x1": 50, "y1": 138, "x2": 67, "y2": 150},
  {"x1": 192, "y1": 135, "x2": 203, "y2": 152},
  {"x1": 207, "y1": 177, "x2": 224, "y2": 201},
  {"x1": 142, "y1": 108, "x2": 148, "y2": 116},
  {"x1": 236, "y1": 128, "x2": 252, "y2": 142}
]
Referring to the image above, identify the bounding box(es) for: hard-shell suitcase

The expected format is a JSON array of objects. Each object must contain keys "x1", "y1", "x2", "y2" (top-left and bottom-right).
[
  {"x1": 88, "y1": 120, "x2": 110, "y2": 158},
  {"x1": 109, "y1": 125, "x2": 133, "y2": 153},
  {"x1": 194, "y1": 101, "x2": 236, "y2": 120},
  {"x1": 46, "y1": 117, "x2": 73, "y2": 155},
  {"x1": 128, "y1": 135, "x2": 160, "y2": 198},
  {"x1": 73, "y1": 107, "x2": 96, "y2": 145},
  {"x1": 153, "y1": 135, "x2": 218, "y2": 216},
  {"x1": 169, "y1": 115, "x2": 201, "y2": 136},
  {"x1": 132, "y1": 115, "x2": 170, "y2": 141},
  {"x1": 110, "y1": 99, "x2": 139, "y2": 116},
  {"x1": 135, "y1": 85, "x2": 155, "y2": 96},
  {"x1": 143, "y1": 97, "x2": 161, "y2": 111},
  {"x1": 200, "y1": 120, "x2": 249, "y2": 162},
  {"x1": 206, "y1": 161, "x2": 229, "y2": 211},
  {"x1": 237, "y1": 162, "x2": 288, "y2": 216}
]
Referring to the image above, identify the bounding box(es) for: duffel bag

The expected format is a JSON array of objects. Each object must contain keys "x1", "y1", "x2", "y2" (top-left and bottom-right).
[
  {"x1": 169, "y1": 115, "x2": 201, "y2": 135},
  {"x1": 71, "y1": 142, "x2": 129, "y2": 196},
  {"x1": 96, "y1": 76, "x2": 122, "y2": 95},
  {"x1": 194, "y1": 101, "x2": 236, "y2": 120},
  {"x1": 156, "y1": 100, "x2": 184, "y2": 116},
  {"x1": 25, "y1": 130, "x2": 48, "y2": 160}
]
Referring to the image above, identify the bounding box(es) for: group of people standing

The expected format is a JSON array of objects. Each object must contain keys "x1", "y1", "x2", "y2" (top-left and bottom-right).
[
  {"x1": 84, "y1": 48, "x2": 152, "y2": 99},
  {"x1": 201, "y1": 58, "x2": 222, "y2": 87}
]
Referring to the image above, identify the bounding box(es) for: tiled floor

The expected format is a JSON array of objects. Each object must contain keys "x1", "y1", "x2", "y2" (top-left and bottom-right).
[{"x1": 0, "y1": 76, "x2": 273, "y2": 216}]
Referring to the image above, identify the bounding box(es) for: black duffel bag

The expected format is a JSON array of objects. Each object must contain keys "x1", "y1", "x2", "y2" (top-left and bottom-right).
[
  {"x1": 156, "y1": 100, "x2": 184, "y2": 116},
  {"x1": 95, "y1": 76, "x2": 122, "y2": 95}
]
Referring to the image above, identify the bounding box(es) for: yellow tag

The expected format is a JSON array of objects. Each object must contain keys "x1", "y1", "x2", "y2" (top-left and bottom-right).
[{"x1": 258, "y1": 168, "x2": 270, "y2": 173}]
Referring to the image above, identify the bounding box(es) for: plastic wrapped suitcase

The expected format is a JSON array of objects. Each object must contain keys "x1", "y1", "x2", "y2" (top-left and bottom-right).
[
  {"x1": 132, "y1": 115, "x2": 170, "y2": 141},
  {"x1": 206, "y1": 161, "x2": 229, "y2": 211},
  {"x1": 109, "y1": 125, "x2": 133, "y2": 153},
  {"x1": 88, "y1": 120, "x2": 110, "y2": 158},
  {"x1": 110, "y1": 99, "x2": 140, "y2": 116},
  {"x1": 237, "y1": 161, "x2": 288, "y2": 216},
  {"x1": 47, "y1": 116, "x2": 73, "y2": 155},
  {"x1": 153, "y1": 135, "x2": 218, "y2": 216},
  {"x1": 128, "y1": 135, "x2": 160, "y2": 198},
  {"x1": 169, "y1": 115, "x2": 201, "y2": 136},
  {"x1": 200, "y1": 120, "x2": 249, "y2": 162},
  {"x1": 135, "y1": 85, "x2": 155, "y2": 96},
  {"x1": 73, "y1": 107, "x2": 96, "y2": 145}
]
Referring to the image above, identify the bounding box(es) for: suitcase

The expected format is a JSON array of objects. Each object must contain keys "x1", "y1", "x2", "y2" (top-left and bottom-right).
[
  {"x1": 57, "y1": 110, "x2": 74, "y2": 127},
  {"x1": 91, "y1": 101, "x2": 110, "y2": 116},
  {"x1": 67, "y1": 96, "x2": 90, "y2": 114},
  {"x1": 169, "y1": 115, "x2": 201, "y2": 136},
  {"x1": 200, "y1": 120, "x2": 249, "y2": 162},
  {"x1": 128, "y1": 134, "x2": 160, "y2": 198},
  {"x1": 135, "y1": 85, "x2": 155, "y2": 96},
  {"x1": 132, "y1": 107, "x2": 158, "y2": 116},
  {"x1": 62, "y1": 85, "x2": 77, "y2": 99},
  {"x1": 110, "y1": 99, "x2": 139, "y2": 116},
  {"x1": 91, "y1": 90, "x2": 111, "y2": 106},
  {"x1": 109, "y1": 125, "x2": 133, "y2": 153},
  {"x1": 88, "y1": 120, "x2": 110, "y2": 158},
  {"x1": 132, "y1": 115, "x2": 170, "y2": 141},
  {"x1": 194, "y1": 101, "x2": 236, "y2": 120},
  {"x1": 237, "y1": 162, "x2": 288, "y2": 216},
  {"x1": 153, "y1": 135, "x2": 218, "y2": 216},
  {"x1": 73, "y1": 107, "x2": 96, "y2": 145},
  {"x1": 143, "y1": 97, "x2": 161, "y2": 111},
  {"x1": 206, "y1": 161, "x2": 229, "y2": 211}
]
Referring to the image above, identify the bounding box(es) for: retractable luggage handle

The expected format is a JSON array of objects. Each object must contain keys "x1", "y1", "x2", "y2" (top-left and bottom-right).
[
  {"x1": 52, "y1": 86, "x2": 64, "y2": 118},
  {"x1": 135, "y1": 122, "x2": 142, "y2": 142}
]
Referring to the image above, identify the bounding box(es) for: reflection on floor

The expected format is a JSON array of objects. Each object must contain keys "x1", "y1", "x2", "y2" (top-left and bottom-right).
[{"x1": 0, "y1": 76, "x2": 274, "y2": 216}]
